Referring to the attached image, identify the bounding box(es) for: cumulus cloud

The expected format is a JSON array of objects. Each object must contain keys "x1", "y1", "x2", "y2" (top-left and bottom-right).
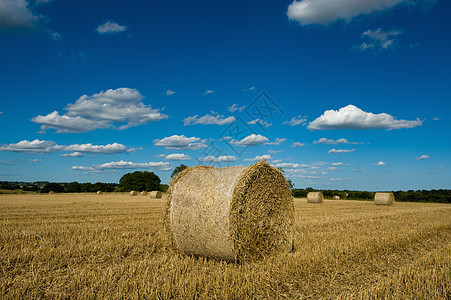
[
  {"x1": 166, "y1": 90, "x2": 176, "y2": 96},
  {"x1": 164, "y1": 153, "x2": 191, "y2": 161},
  {"x1": 32, "y1": 88, "x2": 167, "y2": 133},
  {"x1": 265, "y1": 138, "x2": 286, "y2": 146},
  {"x1": 328, "y1": 148, "x2": 355, "y2": 153},
  {"x1": 331, "y1": 162, "x2": 344, "y2": 166},
  {"x1": 0, "y1": 0, "x2": 37, "y2": 29},
  {"x1": 292, "y1": 142, "x2": 306, "y2": 147},
  {"x1": 184, "y1": 113, "x2": 235, "y2": 126},
  {"x1": 230, "y1": 134, "x2": 269, "y2": 147},
  {"x1": 376, "y1": 161, "x2": 386, "y2": 166},
  {"x1": 287, "y1": 0, "x2": 407, "y2": 25},
  {"x1": 358, "y1": 28, "x2": 402, "y2": 51},
  {"x1": 154, "y1": 135, "x2": 207, "y2": 150},
  {"x1": 96, "y1": 20, "x2": 127, "y2": 34},
  {"x1": 198, "y1": 155, "x2": 237, "y2": 162},
  {"x1": 314, "y1": 138, "x2": 349, "y2": 145},
  {"x1": 247, "y1": 119, "x2": 272, "y2": 127},
  {"x1": 308, "y1": 105, "x2": 422, "y2": 130},
  {"x1": 415, "y1": 154, "x2": 430, "y2": 160},
  {"x1": 283, "y1": 115, "x2": 307, "y2": 126},
  {"x1": 60, "y1": 152, "x2": 83, "y2": 157},
  {"x1": 244, "y1": 155, "x2": 272, "y2": 162},
  {"x1": 274, "y1": 162, "x2": 308, "y2": 169},
  {"x1": 72, "y1": 160, "x2": 171, "y2": 172},
  {"x1": 0, "y1": 139, "x2": 131, "y2": 154},
  {"x1": 228, "y1": 104, "x2": 245, "y2": 113}
]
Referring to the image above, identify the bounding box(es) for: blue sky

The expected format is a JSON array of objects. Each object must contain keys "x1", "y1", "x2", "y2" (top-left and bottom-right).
[{"x1": 0, "y1": 0, "x2": 450, "y2": 190}]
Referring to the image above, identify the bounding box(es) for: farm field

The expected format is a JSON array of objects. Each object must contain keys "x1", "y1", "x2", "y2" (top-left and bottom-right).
[{"x1": 1, "y1": 193, "x2": 450, "y2": 299}]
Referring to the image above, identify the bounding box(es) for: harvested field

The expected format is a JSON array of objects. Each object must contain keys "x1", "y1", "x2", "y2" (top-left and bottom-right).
[{"x1": 1, "y1": 194, "x2": 450, "y2": 299}]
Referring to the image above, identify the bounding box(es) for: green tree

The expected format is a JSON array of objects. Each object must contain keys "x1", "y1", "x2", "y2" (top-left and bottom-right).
[
  {"x1": 80, "y1": 182, "x2": 93, "y2": 193},
  {"x1": 65, "y1": 181, "x2": 81, "y2": 193},
  {"x1": 119, "y1": 171, "x2": 161, "y2": 192},
  {"x1": 41, "y1": 183, "x2": 65, "y2": 193},
  {"x1": 171, "y1": 164, "x2": 188, "y2": 179}
]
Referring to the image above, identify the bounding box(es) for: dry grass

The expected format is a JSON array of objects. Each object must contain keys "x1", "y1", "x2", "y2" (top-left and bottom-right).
[{"x1": 1, "y1": 194, "x2": 450, "y2": 299}]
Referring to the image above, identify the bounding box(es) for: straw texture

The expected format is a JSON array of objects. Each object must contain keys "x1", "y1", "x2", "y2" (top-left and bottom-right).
[
  {"x1": 374, "y1": 192, "x2": 395, "y2": 206},
  {"x1": 97, "y1": 191, "x2": 103, "y2": 195},
  {"x1": 307, "y1": 192, "x2": 324, "y2": 203},
  {"x1": 130, "y1": 191, "x2": 138, "y2": 196},
  {"x1": 333, "y1": 195, "x2": 340, "y2": 200},
  {"x1": 150, "y1": 191, "x2": 162, "y2": 198},
  {"x1": 141, "y1": 191, "x2": 148, "y2": 196},
  {"x1": 166, "y1": 160, "x2": 295, "y2": 263}
]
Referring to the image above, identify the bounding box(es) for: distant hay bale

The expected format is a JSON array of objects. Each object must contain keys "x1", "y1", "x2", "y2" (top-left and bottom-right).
[
  {"x1": 333, "y1": 195, "x2": 340, "y2": 200},
  {"x1": 374, "y1": 192, "x2": 395, "y2": 206},
  {"x1": 165, "y1": 160, "x2": 295, "y2": 263},
  {"x1": 307, "y1": 192, "x2": 324, "y2": 203},
  {"x1": 97, "y1": 191, "x2": 103, "y2": 195},
  {"x1": 130, "y1": 191, "x2": 138, "y2": 196},
  {"x1": 48, "y1": 191, "x2": 54, "y2": 194},
  {"x1": 149, "y1": 191, "x2": 162, "y2": 198},
  {"x1": 141, "y1": 191, "x2": 148, "y2": 196}
]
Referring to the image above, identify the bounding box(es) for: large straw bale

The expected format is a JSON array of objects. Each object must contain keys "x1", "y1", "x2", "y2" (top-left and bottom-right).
[
  {"x1": 150, "y1": 191, "x2": 162, "y2": 198},
  {"x1": 165, "y1": 160, "x2": 295, "y2": 263},
  {"x1": 48, "y1": 191, "x2": 54, "y2": 194},
  {"x1": 130, "y1": 191, "x2": 138, "y2": 196},
  {"x1": 97, "y1": 191, "x2": 103, "y2": 195},
  {"x1": 141, "y1": 191, "x2": 148, "y2": 196},
  {"x1": 333, "y1": 195, "x2": 340, "y2": 200},
  {"x1": 374, "y1": 192, "x2": 395, "y2": 206},
  {"x1": 307, "y1": 192, "x2": 324, "y2": 203}
]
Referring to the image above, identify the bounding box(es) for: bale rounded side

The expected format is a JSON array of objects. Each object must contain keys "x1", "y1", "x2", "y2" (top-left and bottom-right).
[
  {"x1": 130, "y1": 191, "x2": 138, "y2": 196},
  {"x1": 97, "y1": 191, "x2": 103, "y2": 195},
  {"x1": 333, "y1": 195, "x2": 340, "y2": 200},
  {"x1": 307, "y1": 192, "x2": 324, "y2": 203},
  {"x1": 141, "y1": 191, "x2": 148, "y2": 196},
  {"x1": 150, "y1": 191, "x2": 162, "y2": 198},
  {"x1": 374, "y1": 192, "x2": 395, "y2": 206}
]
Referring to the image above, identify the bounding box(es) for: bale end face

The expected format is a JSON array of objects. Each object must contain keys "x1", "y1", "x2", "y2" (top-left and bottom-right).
[{"x1": 130, "y1": 191, "x2": 138, "y2": 196}]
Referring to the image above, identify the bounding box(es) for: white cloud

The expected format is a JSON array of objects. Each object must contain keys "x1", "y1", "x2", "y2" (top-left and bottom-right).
[
  {"x1": 199, "y1": 155, "x2": 237, "y2": 162},
  {"x1": 244, "y1": 155, "x2": 272, "y2": 162},
  {"x1": 268, "y1": 149, "x2": 283, "y2": 154},
  {"x1": 0, "y1": 160, "x2": 12, "y2": 165},
  {"x1": 0, "y1": 139, "x2": 63, "y2": 153},
  {"x1": 327, "y1": 166, "x2": 339, "y2": 171},
  {"x1": 247, "y1": 119, "x2": 272, "y2": 127},
  {"x1": 265, "y1": 138, "x2": 286, "y2": 145},
  {"x1": 154, "y1": 135, "x2": 207, "y2": 150},
  {"x1": 359, "y1": 28, "x2": 402, "y2": 51},
  {"x1": 184, "y1": 113, "x2": 235, "y2": 126},
  {"x1": 292, "y1": 142, "x2": 306, "y2": 147},
  {"x1": 274, "y1": 162, "x2": 308, "y2": 169},
  {"x1": 314, "y1": 138, "x2": 349, "y2": 145},
  {"x1": 96, "y1": 20, "x2": 127, "y2": 34},
  {"x1": 376, "y1": 161, "x2": 386, "y2": 166},
  {"x1": 72, "y1": 160, "x2": 171, "y2": 172},
  {"x1": 203, "y1": 90, "x2": 214, "y2": 95},
  {"x1": 230, "y1": 134, "x2": 269, "y2": 147},
  {"x1": 166, "y1": 90, "x2": 176, "y2": 96},
  {"x1": 308, "y1": 105, "x2": 422, "y2": 130},
  {"x1": 244, "y1": 86, "x2": 255, "y2": 92},
  {"x1": 0, "y1": 139, "x2": 132, "y2": 155},
  {"x1": 32, "y1": 88, "x2": 167, "y2": 133},
  {"x1": 331, "y1": 162, "x2": 343, "y2": 166},
  {"x1": 330, "y1": 178, "x2": 348, "y2": 181},
  {"x1": 432, "y1": 117, "x2": 440, "y2": 121},
  {"x1": 164, "y1": 153, "x2": 191, "y2": 161},
  {"x1": 287, "y1": 0, "x2": 407, "y2": 25},
  {"x1": 283, "y1": 115, "x2": 307, "y2": 126},
  {"x1": 228, "y1": 104, "x2": 245, "y2": 113},
  {"x1": 415, "y1": 154, "x2": 430, "y2": 160},
  {"x1": 0, "y1": 0, "x2": 37, "y2": 29},
  {"x1": 126, "y1": 147, "x2": 142, "y2": 153},
  {"x1": 328, "y1": 148, "x2": 355, "y2": 154},
  {"x1": 30, "y1": 158, "x2": 42, "y2": 162},
  {"x1": 60, "y1": 152, "x2": 83, "y2": 157}
]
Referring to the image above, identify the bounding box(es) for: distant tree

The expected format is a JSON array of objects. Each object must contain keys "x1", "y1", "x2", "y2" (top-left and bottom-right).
[
  {"x1": 41, "y1": 183, "x2": 65, "y2": 193},
  {"x1": 80, "y1": 182, "x2": 93, "y2": 193},
  {"x1": 171, "y1": 164, "x2": 188, "y2": 179},
  {"x1": 22, "y1": 185, "x2": 39, "y2": 192},
  {"x1": 119, "y1": 171, "x2": 161, "y2": 192},
  {"x1": 65, "y1": 181, "x2": 81, "y2": 193}
]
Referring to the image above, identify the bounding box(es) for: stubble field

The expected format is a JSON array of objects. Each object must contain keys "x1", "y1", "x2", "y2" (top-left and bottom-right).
[{"x1": 1, "y1": 193, "x2": 450, "y2": 299}]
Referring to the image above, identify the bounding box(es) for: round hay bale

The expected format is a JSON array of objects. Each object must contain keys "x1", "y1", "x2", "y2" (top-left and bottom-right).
[
  {"x1": 374, "y1": 192, "x2": 395, "y2": 206},
  {"x1": 149, "y1": 191, "x2": 162, "y2": 198},
  {"x1": 166, "y1": 160, "x2": 295, "y2": 263},
  {"x1": 97, "y1": 191, "x2": 103, "y2": 195},
  {"x1": 48, "y1": 191, "x2": 54, "y2": 194},
  {"x1": 333, "y1": 195, "x2": 340, "y2": 200},
  {"x1": 129, "y1": 191, "x2": 138, "y2": 196},
  {"x1": 307, "y1": 192, "x2": 324, "y2": 203},
  {"x1": 141, "y1": 191, "x2": 148, "y2": 196}
]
